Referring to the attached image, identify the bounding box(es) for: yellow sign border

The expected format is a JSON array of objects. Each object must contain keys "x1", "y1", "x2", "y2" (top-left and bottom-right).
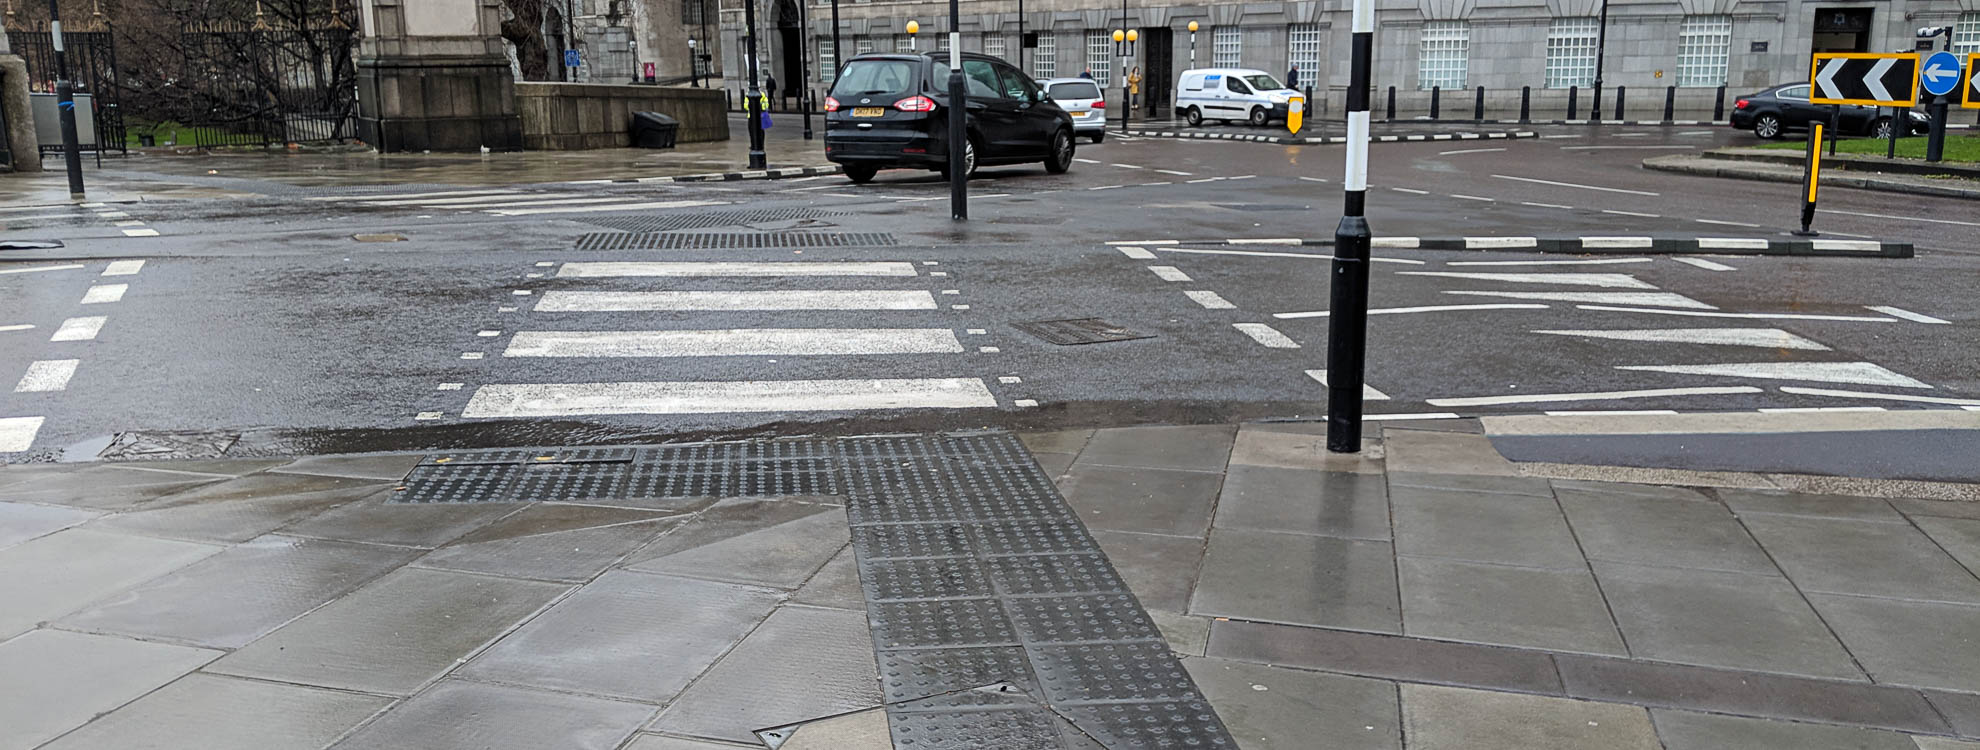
[
  {"x1": 1807, "y1": 52, "x2": 1920, "y2": 107},
  {"x1": 1287, "y1": 96, "x2": 1304, "y2": 134},
  {"x1": 1964, "y1": 53, "x2": 1980, "y2": 109}
]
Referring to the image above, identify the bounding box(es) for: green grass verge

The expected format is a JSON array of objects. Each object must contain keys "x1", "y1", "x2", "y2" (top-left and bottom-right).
[{"x1": 1755, "y1": 133, "x2": 1980, "y2": 163}]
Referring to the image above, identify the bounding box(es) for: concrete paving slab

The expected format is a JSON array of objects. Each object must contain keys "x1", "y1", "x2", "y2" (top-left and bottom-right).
[
  {"x1": 1592, "y1": 562, "x2": 1862, "y2": 680},
  {"x1": 415, "y1": 504, "x2": 682, "y2": 583},
  {"x1": 1192, "y1": 528, "x2": 1400, "y2": 632},
  {"x1": 1720, "y1": 489, "x2": 1907, "y2": 522},
  {"x1": 460, "y1": 570, "x2": 781, "y2": 703},
  {"x1": 280, "y1": 499, "x2": 519, "y2": 548},
  {"x1": 1894, "y1": 499, "x2": 1980, "y2": 521},
  {"x1": 1651, "y1": 708, "x2": 1918, "y2": 750},
  {"x1": 792, "y1": 544, "x2": 863, "y2": 610},
  {"x1": 61, "y1": 534, "x2": 419, "y2": 648},
  {"x1": 1558, "y1": 655, "x2": 1949, "y2": 733},
  {"x1": 1742, "y1": 515, "x2": 1980, "y2": 604},
  {"x1": 1549, "y1": 479, "x2": 1711, "y2": 501},
  {"x1": 622, "y1": 735, "x2": 755, "y2": 750},
  {"x1": 40, "y1": 672, "x2": 390, "y2": 750},
  {"x1": 1390, "y1": 486, "x2": 1586, "y2": 569},
  {"x1": 207, "y1": 567, "x2": 570, "y2": 695},
  {"x1": 0, "y1": 630, "x2": 221, "y2": 750},
  {"x1": 1075, "y1": 425, "x2": 1236, "y2": 472},
  {"x1": 622, "y1": 496, "x2": 838, "y2": 573},
  {"x1": 1186, "y1": 656, "x2": 1402, "y2": 750},
  {"x1": 1033, "y1": 452, "x2": 1077, "y2": 480},
  {"x1": 1091, "y1": 529, "x2": 1206, "y2": 613},
  {"x1": 0, "y1": 528, "x2": 221, "y2": 638},
  {"x1": 87, "y1": 473, "x2": 394, "y2": 543},
  {"x1": 1401, "y1": 684, "x2": 1660, "y2": 750},
  {"x1": 1916, "y1": 738, "x2": 1980, "y2": 750},
  {"x1": 1206, "y1": 619, "x2": 1564, "y2": 694},
  {"x1": 1913, "y1": 516, "x2": 1980, "y2": 573},
  {"x1": 774, "y1": 707, "x2": 892, "y2": 750},
  {"x1": 327, "y1": 679, "x2": 652, "y2": 750},
  {"x1": 1388, "y1": 472, "x2": 1554, "y2": 497},
  {"x1": 1925, "y1": 691, "x2": 1980, "y2": 738},
  {"x1": 1217, "y1": 466, "x2": 1392, "y2": 540},
  {"x1": 650, "y1": 605, "x2": 882, "y2": 744},
  {"x1": 1558, "y1": 489, "x2": 1777, "y2": 574},
  {"x1": 1386, "y1": 430, "x2": 1519, "y2": 477},
  {"x1": 626, "y1": 503, "x2": 846, "y2": 589},
  {"x1": 1151, "y1": 610, "x2": 1212, "y2": 657},
  {"x1": 1231, "y1": 425, "x2": 1383, "y2": 473},
  {"x1": 1809, "y1": 594, "x2": 1980, "y2": 693},
  {"x1": 0, "y1": 466, "x2": 224, "y2": 510},
  {"x1": 1019, "y1": 429, "x2": 1093, "y2": 455},
  {"x1": 0, "y1": 501, "x2": 97, "y2": 550},
  {"x1": 270, "y1": 454, "x2": 425, "y2": 481},
  {"x1": 1060, "y1": 464, "x2": 1223, "y2": 537},
  {"x1": 1399, "y1": 556, "x2": 1626, "y2": 656}
]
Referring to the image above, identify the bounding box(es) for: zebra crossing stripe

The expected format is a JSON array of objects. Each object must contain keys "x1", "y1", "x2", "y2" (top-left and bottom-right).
[
  {"x1": 485, "y1": 199, "x2": 726, "y2": 216},
  {"x1": 1445, "y1": 291, "x2": 1716, "y2": 309},
  {"x1": 1533, "y1": 328, "x2": 1831, "y2": 350},
  {"x1": 460, "y1": 377, "x2": 999, "y2": 418},
  {"x1": 1234, "y1": 323, "x2": 1300, "y2": 348},
  {"x1": 16, "y1": 360, "x2": 79, "y2": 393},
  {"x1": 309, "y1": 189, "x2": 521, "y2": 201},
  {"x1": 1399, "y1": 272, "x2": 1655, "y2": 289},
  {"x1": 0, "y1": 416, "x2": 43, "y2": 452},
  {"x1": 1616, "y1": 362, "x2": 1930, "y2": 389},
  {"x1": 50, "y1": 317, "x2": 107, "y2": 341},
  {"x1": 353, "y1": 193, "x2": 589, "y2": 206},
  {"x1": 502, "y1": 329, "x2": 965, "y2": 358},
  {"x1": 556, "y1": 261, "x2": 919, "y2": 278},
  {"x1": 535, "y1": 290, "x2": 939, "y2": 312}
]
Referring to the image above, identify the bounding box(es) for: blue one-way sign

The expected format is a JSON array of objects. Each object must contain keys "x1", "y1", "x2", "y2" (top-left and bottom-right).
[
  {"x1": 1921, "y1": 51, "x2": 1961, "y2": 97},
  {"x1": 564, "y1": 49, "x2": 582, "y2": 68}
]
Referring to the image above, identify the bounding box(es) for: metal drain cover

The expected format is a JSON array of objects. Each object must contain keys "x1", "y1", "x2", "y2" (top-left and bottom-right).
[
  {"x1": 573, "y1": 231, "x2": 897, "y2": 250},
  {"x1": 582, "y1": 207, "x2": 850, "y2": 233},
  {"x1": 1014, "y1": 319, "x2": 1153, "y2": 346}
]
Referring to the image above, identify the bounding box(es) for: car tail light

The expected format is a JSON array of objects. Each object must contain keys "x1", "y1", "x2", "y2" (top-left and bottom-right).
[
  {"x1": 895, "y1": 96, "x2": 937, "y2": 112},
  {"x1": 1734, "y1": 98, "x2": 1749, "y2": 110},
  {"x1": 824, "y1": 96, "x2": 840, "y2": 112},
  {"x1": 1092, "y1": 100, "x2": 1106, "y2": 108}
]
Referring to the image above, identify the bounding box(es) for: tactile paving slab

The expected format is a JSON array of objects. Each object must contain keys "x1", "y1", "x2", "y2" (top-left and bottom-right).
[
  {"x1": 877, "y1": 648, "x2": 1039, "y2": 702},
  {"x1": 393, "y1": 464, "x2": 522, "y2": 504},
  {"x1": 985, "y1": 553, "x2": 1129, "y2": 596},
  {"x1": 580, "y1": 207, "x2": 851, "y2": 233},
  {"x1": 861, "y1": 558, "x2": 995, "y2": 602},
  {"x1": 509, "y1": 462, "x2": 629, "y2": 502},
  {"x1": 870, "y1": 599, "x2": 1018, "y2": 649}
]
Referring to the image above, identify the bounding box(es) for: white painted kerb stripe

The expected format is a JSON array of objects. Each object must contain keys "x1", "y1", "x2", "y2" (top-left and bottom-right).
[
  {"x1": 557, "y1": 261, "x2": 918, "y2": 278},
  {"x1": 1401, "y1": 272, "x2": 1653, "y2": 289},
  {"x1": 461, "y1": 378, "x2": 999, "y2": 418},
  {"x1": 51, "y1": 317, "x2": 106, "y2": 341},
  {"x1": 1867, "y1": 306, "x2": 1950, "y2": 324},
  {"x1": 1579, "y1": 236, "x2": 1654, "y2": 249},
  {"x1": 1274, "y1": 303, "x2": 1546, "y2": 319},
  {"x1": 486, "y1": 199, "x2": 726, "y2": 216},
  {"x1": 1780, "y1": 387, "x2": 1980, "y2": 408},
  {"x1": 81, "y1": 284, "x2": 127, "y2": 304},
  {"x1": 16, "y1": 360, "x2": 78, "y2": 392},
  {"x1": 1234, "y1": 323, "x2": 1299, "y2": 348},
  {"x1": 0, "y1": 416, "x2": 43, "y2": 452},
  {"x1": 536, "y1": 290, "x2": 938, "y2": 312},
  {"x1": 1305, "y1": 370, "x2": 1390, "y2": 400},
  {"x1": 102, "y1": 260, "x2": 145, "y2": 276},
  {"x1": 1428, "y1": 386, "x2": 1761, "y2": 407},
  {"x1": 504, "y1": 329, "x2": 964, "y2": 357}
]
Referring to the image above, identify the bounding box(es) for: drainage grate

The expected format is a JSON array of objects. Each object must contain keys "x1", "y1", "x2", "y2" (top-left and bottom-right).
[
  {"x1": 99, "y1": 431, "x2": 241, "y2": 461},
  {"x1": 581, "y1": 207, "x2": 851, "y2": 233},
  {"x1": 1014, "y1": 318, "x2": 1153, "y2": 346},
  {"x1": 573, "y1": 231, "x2": 898, "y2": 251}
]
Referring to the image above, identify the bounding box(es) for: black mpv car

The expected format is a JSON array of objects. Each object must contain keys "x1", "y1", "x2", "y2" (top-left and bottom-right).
[
  {"x1": 1728, "y1": 82, "x2": 1929, "y2": 139},
  {"x1": 824, "y1": 52, "x2": 1076, "y2": 183}
]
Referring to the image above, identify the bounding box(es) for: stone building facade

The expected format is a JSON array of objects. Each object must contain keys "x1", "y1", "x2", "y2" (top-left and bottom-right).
[
  {"x1": 720, "y1": 0, "x2": 1980, "y2": 116},
  {"x1": 539, "y1": 0, "x2": 725, "y2": 85}
]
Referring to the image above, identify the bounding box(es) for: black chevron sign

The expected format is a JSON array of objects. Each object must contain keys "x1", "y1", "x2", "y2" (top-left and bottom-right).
[
  {"x1": 1809, "y1": 53, "x2": 1919, "y2": 107},
  {"x1": 1965, "y1": 53, "x2": 1980, "y2": 110}
]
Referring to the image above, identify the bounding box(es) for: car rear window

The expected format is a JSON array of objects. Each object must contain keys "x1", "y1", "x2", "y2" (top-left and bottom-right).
[
  {"x1": 832, "y1": 60, "x2": 918, "y2": 98},
  {"x1": 1049, "y1": 81, "x2": 1101, "y2": 100}
]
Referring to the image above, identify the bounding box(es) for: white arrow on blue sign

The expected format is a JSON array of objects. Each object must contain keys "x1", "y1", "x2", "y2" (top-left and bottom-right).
[
  {"x1": 1921, "y1": 51, "x2": 1961, "y2": 97},
  {"x1": 565, "y1": 49, "x2": 582, "y2": 67}
]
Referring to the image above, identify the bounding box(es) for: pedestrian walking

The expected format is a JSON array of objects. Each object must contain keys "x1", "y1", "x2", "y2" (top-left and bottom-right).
[
  {"x1": 1287, "y1": 65, "x2": 1300, "y2": 89},
  {"x1": 766, "y1": 75, "x2": 779, "y2": 110},
  {"x1": 1128, "y1": 66, "x2": 1143, "y2": 110},
  {"x1": 1079, "y1": 69, "x2": 1093, "y2": 80}
]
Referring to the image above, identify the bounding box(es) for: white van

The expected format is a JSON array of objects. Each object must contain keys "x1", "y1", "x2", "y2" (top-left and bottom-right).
[{"x1": 1175, "y1": 68, "x2": 1302, "y2": 127}]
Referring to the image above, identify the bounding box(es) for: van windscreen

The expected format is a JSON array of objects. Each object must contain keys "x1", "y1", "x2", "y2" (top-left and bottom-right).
[{"x1": 832, "y1": 61, "x2": 918, "y2": 98}]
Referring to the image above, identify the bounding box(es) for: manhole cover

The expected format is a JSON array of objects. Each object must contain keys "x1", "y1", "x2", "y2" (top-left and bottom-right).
[
  {"x1": 573, "y1": 232, "x2": 898, "y2": 250},
  {"x1": 1015, "y1": 319, "x2": 1153, "y2": 346},
  {"x1": 1212, "y1": 203, "x2": 1311, "y2": 211},
  {"x1": 99, "y1": 430, "x2": 241, "y2": 461},
  {"x1": 582, "y1": 207, "x2": 851, "y2": 233}
]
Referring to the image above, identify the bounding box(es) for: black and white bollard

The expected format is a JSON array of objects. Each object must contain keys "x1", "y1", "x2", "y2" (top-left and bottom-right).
[{"x1": 1326, "y1": 0, "x2": 1375, "y2": 454}]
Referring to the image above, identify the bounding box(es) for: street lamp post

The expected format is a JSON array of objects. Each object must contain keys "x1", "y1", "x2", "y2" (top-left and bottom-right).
[
  {"x1": 1112, "y1": 28, "x2": 1136, "y2": 131},
  {"x1": 1018, "y1": 0, "x2": 1025, "y2": 73},
  {"x1": 798, "y1": 0, "x2": 813, "y2": 140},
  {"x1": 945, "y1": 2, "x2": 966, "y2": 219},
  {"x1": 743, "y1": 0, "x2": 767, "y2": 169},
  {"x1": 46, "y1": 0, "x2": 85, "y2": 199},
  {"x1": 688, "y1": 38, "x2": 698, "y2": 86},
  {"x1": 1591, "y1": 0, "x2": 1609, "y2": 123},
  {"x1": 1188, "y1": 20, "x2": 1197, "y2": 68},
  {"x1": 830, "y1": 0, "x2": 841, "y2": 79},
  {"x1": 907, "y1": 19, "x2": 918, "y2": 51},
  {"x1": 1325, "y1": 0, "x2": 1375, "y2": 453}
]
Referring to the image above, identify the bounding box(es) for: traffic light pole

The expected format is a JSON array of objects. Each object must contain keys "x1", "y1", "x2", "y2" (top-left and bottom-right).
[
  {"x1": 947, "y1": 0, "x2": 968, "y2": 219},
  {"x1": 1325, "y1": 0, "x2": 1374, "y2": 453},
  {"x1": 48, "y1": 0, "x2": 86, "y2": 199}
]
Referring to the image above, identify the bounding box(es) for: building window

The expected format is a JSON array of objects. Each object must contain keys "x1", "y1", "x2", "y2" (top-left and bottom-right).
[
  {"x1": 1287, "y1": 24, "x2": 1321, "y2": 82},
  {"x1": 1418, "y1": 21, "x2": 1468, "y2": 90},
  {"x1": 1086, "y1": 30, "x2": 1114, "y2": 85},
  {"x1": 1213, "y1": 26, "x2": 1242, "y2": 67},
  {"x1": 1676, "y1": 15, "x2": 1732, "y2": 87},
  {"x1": 819, "y1": 38, "x2": 836, "y2": 82},
  {"x1": 682, "y1": 0, "x2": 707, "y2": 26},
  {"x1": 1034, "y1": 33, "x2": 1057, "y2": 77},
  {"x1": 984, "y1": 33, "x2": 1007, "y2": 59},
  {"x1": 1953, "y1": 12, "x2": 1979, "y2": 55},
  {"x1": 1545, "y1": 17, "x2": 1598, "y2": 89}
]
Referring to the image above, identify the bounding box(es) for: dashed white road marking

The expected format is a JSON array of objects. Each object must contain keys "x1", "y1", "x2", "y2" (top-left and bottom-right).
[
  {"x1": 505, "y1": 329, "x2": 965, "y2": 358},
  {"x1": 1304, "y1": 370, "x2": 1391, "y2": 400},
  {"x1": 1535, "y1": 327, "x2": 1830, "y2": 350},
  {"x1": 1574, "y1": 305, "x2": 1894, "y2": 322},
  {"x1": 1185, "y1": 291, "x2": 1236, "y2": 309},
  {"x1": 1439, "y1": 147, "x2": 1506, "y2": 155},
  {"x1": 1779, "y1": 387, "x2": 1980, "y2": 408},
  {"x1": 1520, "y1": 202, "x2": 1574, "y2": 209},
  {"x1": 1149, "y1": 266, "x2": 1192, "y2": 282},
  {"x1": 1089, "y1": 185, "x2": 1124, "y2": 191},
  {"x1": 102, "y1": 260, "x2": 146, "y2": 276},
  {"x1": 1448, "y1": 258, "x2": 1651, "y2": 267},
  {"x1": 81, "y1": 284, "x2": 128, "y2": 304},
  {"x1": 1428, "y1": 386, "x2": 1763, "y2": 407},
  {"x1": 536, "y1": 290, "x2": 938, "y2": 312},
  {"x1": 1074, "y1": 158, "x2": 1102, "y2": 164},
  {"x1": 1154, "y1": 247, "x2": 1427, "y2": 265},
  {"x1": 557, "y1": 261, "x2": 918, "y2": 278},
  {"x1": 0, "y1": 325, "x2": 33, "y2": 333},
  {"x1": 0, "y1": 416, "x2": 44, "y2": 452},
  {"x1": 1400, "y1": 272, "x2": 1654, "y2": 289},
  {"x1": 461, "y1": 378, "x2": 1000, "y2": 418},
  {"x1": 1696, "y1": 219, "x2": 1762, "y2": 228},
  {"x1": 1758, "y1": 406, "x2": 1888, "y2": 413},
  {"x1": 1558, "y1": 145, "x2": 1695, "y2": 151},
  {"x1": 121, "y1": 229, "x2": 162, "y2": 237},
  {"x1": 1492, "y1": 174, "x2": 1659, "y2": 196},
  {"x1": 1544, "y1": 410, "x2": 1681, "y2": 416},
  {"x1": 1226, "y1": 238, "x2": 1303, "y2": 245},
  {"x1": 310, "y1": 189, "x2": 520, "y2": 201},
  {"x1": 1117, "y1": 246, "x2": 1157, "y2": 260},
  {"x1": 1391, "y1": 187, "x2": 1430, "y2": 195},
  {"x1": 1602, "y1": 209, "x2": 1660, "y2": 218},
  {"x1": 1274, "y1": 303, "x2": 1547, "y2": 319},
  {"x1": 1451, "y1": 194, "x2": 1495, "y2": 202},
  {"x1": 486, "y1": 200, "x2": 726, "y2": 216},
  {"x1": 341, "y1": 193, "x2": 586, "y2": 206},
  {"x1": 1670, "y1": 257, "x2": 1737, "y2": 271},
  {"x1": 1297, "y1": 176, "x2": 1329, "y2": 183},
  {"x1": 0, "y1": 264, "x2": 86, "y2": 275},
  {"x1": 1366, "y1": 413, "x2": 1464, "y2": 421},
  {"x1": 50, "y1": 317, "x2": 106, "y2": 341},
  {"x1": 15, "y1": 360, "x2": 79, "y2": 392},
  {"x1": 1866, "y1": 306, "x2": 1950, "y2": 324},
  {"x1": 1617, "y1": 362, "x2": 1930, "y2": 389},
  {"x1": 1156, "y1": 169, "x2": 1194, "y2": 176},
  {"x1": 1447, "y1": 291, "x2": 1715, "y2": 309},
  {"x1": 1110, "y1": 163, "x2": 1145, "y2": 169},
  {"x1": 1233, "y1": 323, "x2": 1299, "y2": 348}
]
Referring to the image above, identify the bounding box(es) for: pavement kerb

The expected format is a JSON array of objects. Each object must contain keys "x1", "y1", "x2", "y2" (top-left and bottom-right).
[
  {"x1": 1106, "y1": 236, "x2": 1913, "y2": 258},
  {"x1": 572, "y1": 164, "x2": 843, "y2": 185},
  {"x1": 1700, "y1": 147, "x2": 1980, "y2": 181},
  {"x1": 1642, "y1": 154, "x2": 1980, "y2": 201},
  {"x1": 1115, "y1": 129, "x2": 1539, "y2": 145}
]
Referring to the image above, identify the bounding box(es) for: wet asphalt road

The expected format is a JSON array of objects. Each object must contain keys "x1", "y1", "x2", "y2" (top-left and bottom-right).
[{"x1": 1, "y1": 122, "x2": 1975, "y2": 460}]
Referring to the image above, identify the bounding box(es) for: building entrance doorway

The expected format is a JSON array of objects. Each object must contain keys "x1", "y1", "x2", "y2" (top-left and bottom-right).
[
  {"x1": 1812, "y1": 8, "x2": 1874, "y2": 53},
  {"x1": 1142, "y1": 27, "x2": 1172, "y2": 117}
]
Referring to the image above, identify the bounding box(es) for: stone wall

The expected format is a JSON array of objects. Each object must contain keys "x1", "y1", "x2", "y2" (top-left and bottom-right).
[{"x1": 516, "y1": 82, "x2": 729, "y2": 149}]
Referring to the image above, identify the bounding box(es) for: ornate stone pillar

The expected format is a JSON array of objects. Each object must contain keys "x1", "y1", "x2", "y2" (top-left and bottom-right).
[{"x1": 356, "y1": 0, "x2": 523, "y2": 152}]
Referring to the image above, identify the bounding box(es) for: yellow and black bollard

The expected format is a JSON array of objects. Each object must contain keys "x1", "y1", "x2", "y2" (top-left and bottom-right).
[{"x1": 1794, "y1": 121, "x2": 1823, "y2": 237}]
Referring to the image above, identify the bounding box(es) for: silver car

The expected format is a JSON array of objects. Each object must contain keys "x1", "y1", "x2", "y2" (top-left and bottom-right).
[{"x1": 1041, "y1": 78, "x2": 1108, "y2": 143}]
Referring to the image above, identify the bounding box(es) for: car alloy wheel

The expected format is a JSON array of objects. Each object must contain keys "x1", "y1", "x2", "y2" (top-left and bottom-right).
[
  {"x1": 1871, "y1": 118, "x2": 1894, "y2": 139},
  {"x1": 1045, "y1": 130, "x2": 1073, "y2": 174},
  {"x1": 1755, "y1": 114, "x2": 1781, "y2": 139}
]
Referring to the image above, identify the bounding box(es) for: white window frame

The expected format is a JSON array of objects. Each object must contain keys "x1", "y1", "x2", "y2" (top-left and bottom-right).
[
  {"x1": 1952, "y1": 12, "x2": 1980, "y2": 55},
  {"x1": 1418, "y1": 21, "x2": 1468, "y2": 90},
  {"x1": 818, "y1": 38, "x2": 836, "y2": 82},
  {"x1": 1213, "y1": 26, "x2": 1242, "y2": 67},
  {"x1": 1544, "y1": 17, "x2": 1598, "y2": 89},
  {"x1": 984, "y1": 33, "x2": 1007, "y2": 60},
  {"x1": 1034, "y1": 33, "x2": 1057, "y2": 78},
  {"x1": 1676, "y1": 15, "x2": 1732, "y2": 87},
  {"x1": 856, "y1": 36, "x2": 874, "y2": 55},
  {"x1": 1086, "y1": 30, "x2": 1114, "y2": 86},
  {"x1": 1287, "y1": 23, "x2": 1321, "y2": 84}
]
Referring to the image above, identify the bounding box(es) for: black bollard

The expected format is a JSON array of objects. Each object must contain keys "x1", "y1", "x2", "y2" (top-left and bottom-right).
[
  {"x1": 1430, "y1": 86, "x2": 1440, "y2": 119},
  {"x1": 1614, "y1": 85, "x2": 1626, "y2": 121},
  {"x1": 1713, "y1": 85, "x2": 1726, "y2": 121},
  {"x1": 1519, "y1": 85, "x2": 1531, "y2": 123},
  {"x1": 1386, "y1": 86, "x2": 1397, "y2": 121},
  {"x1": 1474, "y1": 85, "x2": 1485, "y2": 120},
  {"x1": 1567, "y1": 85, "x2": 1579, "y2": 120},
  {"x1": 1663, "y1": 86, "x2": 1675, "y2": 122}
]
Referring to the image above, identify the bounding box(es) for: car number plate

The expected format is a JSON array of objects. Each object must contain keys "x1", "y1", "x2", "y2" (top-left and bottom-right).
[
  {"x1": 852, "y1": 107, "x2": 886, "y2": 117},
  {"x1": 1070, "y1": 110, "x2": 1087, "y2": 116}
]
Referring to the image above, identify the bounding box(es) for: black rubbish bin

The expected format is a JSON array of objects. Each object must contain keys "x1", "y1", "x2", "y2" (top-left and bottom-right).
[{"x1": 632, "y1": 112, "x2": 680, "y2": 149}]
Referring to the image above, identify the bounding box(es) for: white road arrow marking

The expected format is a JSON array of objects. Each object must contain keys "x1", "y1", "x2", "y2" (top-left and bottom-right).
[
  {"x1": 1815, "y1": 58, "x2": 1848, "y2": 99},
  {"x1": 1864, "y1": 58, "x2": 1898, "y2": 101}
]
